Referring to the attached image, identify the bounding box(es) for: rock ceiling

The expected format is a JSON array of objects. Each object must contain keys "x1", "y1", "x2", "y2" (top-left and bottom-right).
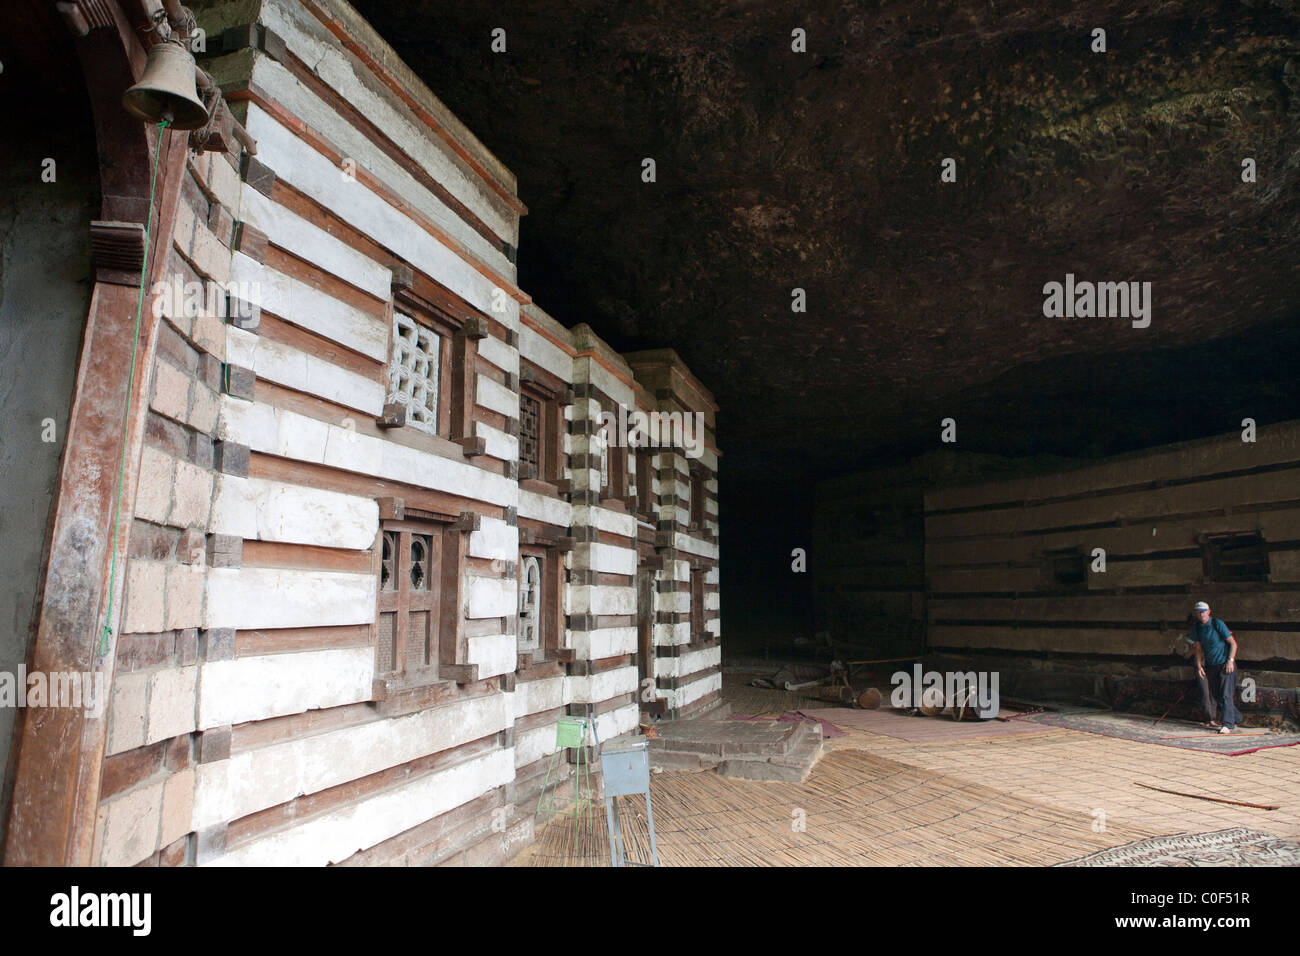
[{"x1": 352, "y1": 0, "x2": 1300, "y2": 495}]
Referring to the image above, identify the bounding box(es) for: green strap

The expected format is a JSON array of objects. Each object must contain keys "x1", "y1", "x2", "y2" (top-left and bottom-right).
[{"x1": 98, "y1": 119, "x2": 170, "y2": 658}]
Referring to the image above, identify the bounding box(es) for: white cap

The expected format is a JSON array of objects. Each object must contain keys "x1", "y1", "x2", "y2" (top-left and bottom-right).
[{"x1": 1194, "y1": 601, "x2": 1210, "y2": 612}]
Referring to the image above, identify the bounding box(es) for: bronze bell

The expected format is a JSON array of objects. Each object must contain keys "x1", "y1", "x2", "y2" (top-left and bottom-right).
[{"x1": 122, "y1": 41, "x2": 209, "y2": 130}]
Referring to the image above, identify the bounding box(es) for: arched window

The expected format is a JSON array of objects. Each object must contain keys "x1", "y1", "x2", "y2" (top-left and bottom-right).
[{"x1": 518, "y1": 556, "x2": 542, "y2": 652}]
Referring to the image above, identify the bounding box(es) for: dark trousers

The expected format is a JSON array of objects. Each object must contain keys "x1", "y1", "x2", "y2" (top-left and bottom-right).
[{"x1": 1199, "y1": 664, "x2": 1242, "y2": 728}]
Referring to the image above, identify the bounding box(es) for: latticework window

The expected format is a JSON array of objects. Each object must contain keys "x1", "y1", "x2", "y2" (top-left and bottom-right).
[
  {"x1": 387, "y1": 312, "x2": 441, "y2": 433},
  {"x1": 518, "y1": 556, "x2": 541, "y2": 652},
  {"x1": 520, "y1": 393, "x2": 541, "y2": 477}
]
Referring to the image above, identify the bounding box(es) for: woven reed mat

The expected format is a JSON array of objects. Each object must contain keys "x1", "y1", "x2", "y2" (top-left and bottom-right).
[
  {"x1": 798, "y1": 705, "x2": 1060, "y2": 743},
  {"x1": 1057, "y1": 827, "x2": 1300, "y2": 866},
  {"x1": 510, "y1": 749, "x2": 1161, "y2": 867}
]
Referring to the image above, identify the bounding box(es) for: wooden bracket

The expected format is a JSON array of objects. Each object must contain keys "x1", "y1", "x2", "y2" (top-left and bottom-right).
[
  {"x1": 555, "y1": 537, "x2": 577, "y2": 553},
  {"x1": 377, "y1": 403, "x2": 406, "y2": 429},
  {"x1": 462, "y1": 316, "x2": 489, "y2": 340},
  {"x1": 378, "y1": 497, "x2": 405, "y2": 520},
  {"x1": 455, "y1": 511, "x2": 482, "y2": 533},
  {"x1": 441, "y1": 663, "x2": 479, "y2": 685},
  {"x1": 90, "y1": 220, "x2": 145, "y2": 285},
  {"x1": 390, "y1": 262, "x2": 416, "y2": 293},
  {"x1": 456, "y1": 435, "x2": 487, "y2": 457}
]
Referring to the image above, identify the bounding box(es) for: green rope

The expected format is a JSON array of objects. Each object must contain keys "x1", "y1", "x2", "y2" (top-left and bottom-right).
[{"x1": 98, "y1": 119, "x2": 170, "y2": 658}]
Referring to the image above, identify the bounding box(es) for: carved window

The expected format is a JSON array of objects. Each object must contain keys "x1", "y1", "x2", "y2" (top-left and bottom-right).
[
  {"x1": 376, "y1": 521, "x2": 442, "y2": 679},
  {"x1": 387, "y1": 312, "x2": 441, "y2": 434},
  {"x1": 518, "y1": 555, "x2": 542, "y2": 653},
  {"x1": 520, "y1": 393, "x2": 541, "y2": 478},
  {"x1": 519, "y1": 364, "x2": 566, "y2": 486}
]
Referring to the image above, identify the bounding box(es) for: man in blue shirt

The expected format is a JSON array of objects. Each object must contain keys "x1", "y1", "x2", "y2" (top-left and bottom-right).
[{"x1": 1189, "y1": 601, "x2": 1241, "y2": 733}]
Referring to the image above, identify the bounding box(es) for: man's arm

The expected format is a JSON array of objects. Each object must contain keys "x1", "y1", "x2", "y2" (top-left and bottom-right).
[
  {"x1": 1224, "y1": 629, "x2": 1238, "y2": 674},
  {"x1": 1194, "y1": 640, "x2": 1205, "y2": 678}
]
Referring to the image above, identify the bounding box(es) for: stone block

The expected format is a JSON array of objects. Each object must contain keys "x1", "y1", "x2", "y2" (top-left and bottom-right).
[
  {"x1": 189, "y1": 223, "x2": 231, "y2": 284},
  {"x1": 135, "y1": 445, "x2": 174, "y2": 524},
  {"x1": 98, "y1": 780, "x2": 164, "y2": 867},
  {"x1": 171, "y1": 460, "x2": 214, "y2": 529},
  {"x1": 192, "y1": 312, "x2": 226, "y2": 359},
  {"x1": 150, "y1": 360, "x2": 191, "y2": 423},
  {"x1": 165, "y1": 563, "x2": 205, "y2": 630},
  {"x1": 106, "y1": 670, "x2": 149, "y2": 755},
  {"x1": 188, "y1": 381, "x2": 219, "y2": 435},
  {"x1": 160, "y1": 769, "x2": 196, "y2": 848},
  {"x1": 146, "y1": 665, "x2": 198, "y2": 745},
  {"x1": 123, "y1": 560, "x2": 167, "y2": 634}
]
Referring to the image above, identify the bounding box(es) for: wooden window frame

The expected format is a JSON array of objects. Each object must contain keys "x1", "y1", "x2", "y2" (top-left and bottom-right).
[
  {"x1": 689, "y1": 564, "x2": 707, "y2": 641},
  {"x1": 519, "y1": 360, "x2": 566, "y2": 491},
  {"x1": 596, "y1": 396, "x2": 629, "y2": 508},
  {"x1": 688, "y1": 466, "x2": 707, "y2": 531},
  {"x1": 388, "y1": 275, "x2": 479, "y2": 443},
  {"x1": 516, "y1": 542, "x2": 563, "y2": 667},
  {"x1": 371, "y1": 507, "x2": 472, "y2": 700},
  {"x1": 636, "y1": 447, "x2": 656, "y2": 520}
]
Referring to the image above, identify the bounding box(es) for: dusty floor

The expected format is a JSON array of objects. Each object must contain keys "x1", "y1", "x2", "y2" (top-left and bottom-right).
[{"x1": 512, "y1": 676, "x2": 1300, "y2": 866}]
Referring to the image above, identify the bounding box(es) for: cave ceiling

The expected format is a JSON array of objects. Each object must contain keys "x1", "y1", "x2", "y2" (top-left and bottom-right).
[{"x1": 352, "y1": 0, "x2": 1300, "y2": 494}]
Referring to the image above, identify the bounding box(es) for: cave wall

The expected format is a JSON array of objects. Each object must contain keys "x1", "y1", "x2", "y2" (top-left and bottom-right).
[
  {"x1": 926, "y1": 420, "x2": 1300, "y2": 714},
  {"x1": 0, "y1": 17, "x2": 98, "y2": 851}
]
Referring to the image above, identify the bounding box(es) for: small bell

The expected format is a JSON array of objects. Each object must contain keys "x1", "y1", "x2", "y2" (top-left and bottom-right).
[{"x1": 122, "y1": 41, "x2": 209, "y2": 130}]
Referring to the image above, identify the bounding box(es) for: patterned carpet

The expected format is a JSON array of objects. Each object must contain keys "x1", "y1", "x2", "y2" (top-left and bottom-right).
[
  {"x1": 1013, "y1": 708, "x2": 1300, "y2": 756},
  {"x1": 1058, "y1": 827, "x2": 1300, "y2": 866}
]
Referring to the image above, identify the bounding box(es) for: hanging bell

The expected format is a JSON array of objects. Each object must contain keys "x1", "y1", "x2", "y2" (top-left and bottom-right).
[{"x1": 122, "y1": 41, "x2": 210, "y2": 130}]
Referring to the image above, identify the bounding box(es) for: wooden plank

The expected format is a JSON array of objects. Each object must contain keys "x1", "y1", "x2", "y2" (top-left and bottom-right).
[
  {"x1": 1091, "y1": 558, "x2": 1204, "y2": 590},
  {"x1": 926, "y1": 469, "x2": 1300, "y2": 539},
  {"x1": 230, "y1": 252, "x2": 388, "y2": 362},
  {"x1": 229, "y1": 328, "x2": 384, "y2": 417},
  {"x1": 241, "y1": 539, "x2": 374, "y2": 575},
  {"x1": 234, "y1": 623, "x2": 372, "y2": 657},
  {"x1": 238, "y1": 186, "x2": 390, "y2": 300},
  {"x1": 928, "y1": 624, "x2": 1300, "y2": 661},
  {"x1": 927, "y1": 507, "x2": 1300, "y2": 566},
  {"x1": 926, "y1": 567, "x2": 1042, "y2": 593},
  {"x1": 256, "y1": 1, "x2": 521, "y2": 239},
  {"x1": 249, "y1": 452, "x2": 502, "y2": 524},
  {"x1": 241, "y1": 102, "x2": 519, "y2": 328},
  {"x1": 926, "y1": 420, "x2": 1300, "y2": 512},
  {"x1": 928, "y1": 591, "x2": 1300, "y2": 623}
]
